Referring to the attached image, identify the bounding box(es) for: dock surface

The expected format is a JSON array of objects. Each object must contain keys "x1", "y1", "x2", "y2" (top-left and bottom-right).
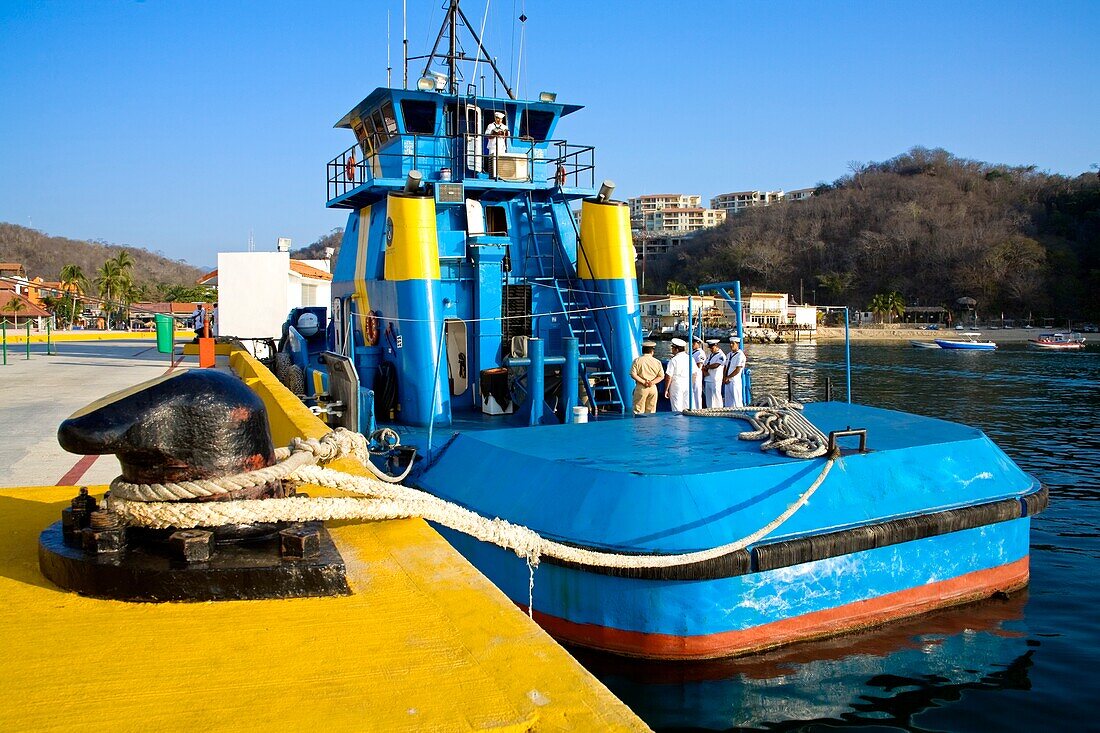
[
  {"x1": 0, "y1": 340, "x2": 180, "y2": 487},
  {"x1": 0, "y1": 342, "x2": 647, "y2": 731}
]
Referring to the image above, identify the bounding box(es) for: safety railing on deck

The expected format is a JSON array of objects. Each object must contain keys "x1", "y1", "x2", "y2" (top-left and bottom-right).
[{"x1": 327, "y1": 135, "x2": 596, "y2": 203}]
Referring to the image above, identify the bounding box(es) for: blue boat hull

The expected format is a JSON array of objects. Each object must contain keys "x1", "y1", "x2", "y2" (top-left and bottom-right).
[
  {"x1": 404, "y1": 403, "x2": 1044, "y2": 659},
  {"x1": 436, "y1": 517, "x2": 1032, "y2": 659},
  {"x1": 935, "y1": 339, "x2": 997, "y2": 350}
]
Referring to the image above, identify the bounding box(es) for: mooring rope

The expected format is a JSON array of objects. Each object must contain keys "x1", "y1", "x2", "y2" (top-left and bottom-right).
[
  {"x1": 682, "y1": 395, "x2": 829, "y2": 459},
  {"x1": 104, "y1": 398, "x2": 835, "y2": 574}
]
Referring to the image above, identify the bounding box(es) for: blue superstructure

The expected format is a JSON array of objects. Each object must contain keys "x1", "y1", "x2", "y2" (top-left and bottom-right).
[{"x1": 279, "y1": 1, "x2": 1045, "y2": 659}]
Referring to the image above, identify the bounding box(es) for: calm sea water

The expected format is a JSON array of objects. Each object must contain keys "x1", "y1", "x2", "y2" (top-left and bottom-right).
[{"x1": 580, "y1": 342, "x2": 1100, "y2": 732}]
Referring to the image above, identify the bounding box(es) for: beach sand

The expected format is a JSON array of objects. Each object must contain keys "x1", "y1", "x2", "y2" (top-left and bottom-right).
[{"x1": 817, "y1": 327, "x2": 1045, "y2": 343}]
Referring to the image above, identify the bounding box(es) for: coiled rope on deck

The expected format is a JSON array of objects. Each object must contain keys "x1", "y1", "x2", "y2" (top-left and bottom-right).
[
  {"x1": 103, "y1": 398, "x2": 835, "y2": 572},
  {"x1": 683, "y1": 394, "x2": 830, "y2": 459}
]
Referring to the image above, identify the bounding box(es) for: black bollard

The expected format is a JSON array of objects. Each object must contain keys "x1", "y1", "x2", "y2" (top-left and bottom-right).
[
  {"x1": 58, "y1": 370, "x2": 277, "y2": 498},
  {"x1": 41, "y1": 368, "x2": 350, "y2": 602}
]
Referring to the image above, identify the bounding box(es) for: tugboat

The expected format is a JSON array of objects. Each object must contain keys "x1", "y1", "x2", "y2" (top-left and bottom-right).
[{"x1": 278, "y1": 1, "x2": 1046, "y2": 659}]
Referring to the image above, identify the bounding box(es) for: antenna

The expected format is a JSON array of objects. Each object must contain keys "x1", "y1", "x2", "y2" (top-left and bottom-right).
[
  {"x1": 415, "y1": 0, "x2": 515, "y2": 99},
  {"x1": 402, "y1": 0, "x2": 408, "y2": 89},
  {"x1": 248, "y1": 229, "x2": 254, "y2": 253},
  {"x1": 387, "y1": 9, "x2": 392, "y2": 86}
]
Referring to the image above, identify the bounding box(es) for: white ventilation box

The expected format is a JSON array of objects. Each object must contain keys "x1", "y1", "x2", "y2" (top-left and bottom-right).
[{"x1": 493, "y1": 154, "x2": 529, "y2": 182}]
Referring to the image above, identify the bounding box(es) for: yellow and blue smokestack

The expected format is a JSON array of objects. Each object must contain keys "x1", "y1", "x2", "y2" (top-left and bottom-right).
[
  {"x1": 385, "y1": 191, "x2": 449, "y2": 427},
  {"x1": 578, "y1": 192, "x2": 641, "y2": 398}
]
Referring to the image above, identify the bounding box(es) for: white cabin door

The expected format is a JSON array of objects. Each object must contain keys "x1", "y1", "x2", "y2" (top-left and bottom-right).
[{"x1": 465, "y1": 104, "x2": 482, "y2": 173}]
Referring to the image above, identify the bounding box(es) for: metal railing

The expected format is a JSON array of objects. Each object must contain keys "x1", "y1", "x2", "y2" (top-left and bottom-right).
[{"x1": 326, "y1": 135, "x2": 596, "y2": 202}]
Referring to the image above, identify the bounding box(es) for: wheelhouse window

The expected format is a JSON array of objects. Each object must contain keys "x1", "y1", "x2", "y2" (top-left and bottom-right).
[
  {"x1": 519, "y1": 109, "x2": 555, "y2": 141},
  {"x1": 401, "y1": 100, "x2": 437, "y2": 134},
  {"x1": 380, "y1": 101, "x2": 398, "y2": 136},
  {"x1": 352, "y1": 120, "x2": 371, "y2": 156}
]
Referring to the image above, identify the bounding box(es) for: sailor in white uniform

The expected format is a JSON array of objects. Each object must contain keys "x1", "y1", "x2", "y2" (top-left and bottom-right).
[
  {"x1": 702, "y1": 338, "x2": 726, "y2": 408},
  {"x1": 723, "y1": 335, "x2": 747, "y2": 407},
  {"x1": 484, "y1": 111, "x2": 509, "y2": 160},
  {"x1": 690, "y1": 337, "x2": 705, "y2": 409},
  {"x1": 663, "y1": 337, "x2": 690, "y2": 412}
]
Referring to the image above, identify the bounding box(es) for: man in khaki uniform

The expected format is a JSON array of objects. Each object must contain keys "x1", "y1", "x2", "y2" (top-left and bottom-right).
[{"x1": 629, "y1": 341, "x2": 665, "y2": 414}]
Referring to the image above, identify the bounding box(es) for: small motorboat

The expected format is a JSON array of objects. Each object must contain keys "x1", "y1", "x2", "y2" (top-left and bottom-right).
[
  {"x1": 1028, "y1": 332, "x2": 1086, "y2": 350},
  {"x1": 910, "y1": 340, "x2": 941, "y2": 349},
  {"x1": 935, "y1": 332, "x2": 997, "y2": 350}
]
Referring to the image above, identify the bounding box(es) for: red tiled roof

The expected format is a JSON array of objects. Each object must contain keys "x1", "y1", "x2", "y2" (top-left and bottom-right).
[
  {"x1": 289, "y1": 260, "x2": 333, "y2": 281},
  {"x1": 0, "y1": 293, "x2": 50, "y2": 317},
  {"x1": 197, "y1": 260, "x2": 332, "y2": 284}
]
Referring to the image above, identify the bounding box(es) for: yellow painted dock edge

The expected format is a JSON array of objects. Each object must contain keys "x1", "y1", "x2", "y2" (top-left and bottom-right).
[
  {"x1": 227, "y1": 348, "x2": 649, "y2": 730},
  {"x1": 0, "y1": 348, "x2": 648, "y2": 733}
]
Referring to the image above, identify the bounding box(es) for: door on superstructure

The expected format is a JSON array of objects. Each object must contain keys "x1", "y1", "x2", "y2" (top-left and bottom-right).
[
  {"x1": 464, "y1": 104, "x2": 482, "y2": 174},
  {"x1": 444, "y1": 319, "x2": 469, "y2": 396}
]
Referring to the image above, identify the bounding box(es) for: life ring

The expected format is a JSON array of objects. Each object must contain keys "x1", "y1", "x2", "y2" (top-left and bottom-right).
[
  {"x1": 364, "y1": 311, "x2": 379, "y2": 346},
  {"x1": 555, "y1": 164, "x2": 567, "y2": 188},
  {"x1": 345, "y1": 154, "x2": 357, "y2": 183}
]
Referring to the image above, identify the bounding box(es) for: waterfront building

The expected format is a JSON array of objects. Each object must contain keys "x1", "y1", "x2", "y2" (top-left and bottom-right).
[{"x1": 748, "y1": 292, "x2": 789, "y2": 327}]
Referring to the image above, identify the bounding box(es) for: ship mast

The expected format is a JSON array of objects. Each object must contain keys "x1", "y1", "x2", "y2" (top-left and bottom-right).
[{"x1": 412, "y1": 0, "x2": 515, "y2": 99}]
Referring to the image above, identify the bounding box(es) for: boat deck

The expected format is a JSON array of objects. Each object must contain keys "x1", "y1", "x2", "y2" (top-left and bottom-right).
[
  {"x1": 414, "y1": 403, "x2": 1039, "y2": 552},
  {"x1": 409, "y1": 403, "x2": 980, "y2": 475}
]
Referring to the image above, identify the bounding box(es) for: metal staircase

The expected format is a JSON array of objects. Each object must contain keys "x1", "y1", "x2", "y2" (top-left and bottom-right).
[{"x1": 520, "y1": 193, "x2": 626, "y2": 414}]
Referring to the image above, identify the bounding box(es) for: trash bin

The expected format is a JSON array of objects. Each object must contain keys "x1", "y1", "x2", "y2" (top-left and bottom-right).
[{"x1": 155, "y1": 314, "x2": 174, "y2": 354}]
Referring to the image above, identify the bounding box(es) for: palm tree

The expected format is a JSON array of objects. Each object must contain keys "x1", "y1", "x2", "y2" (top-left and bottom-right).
[
  {"x1": 95, "y1": 260, "x2": 126, "y2": 329},
  {"x1": 868, "y1": 291, "x2": 905, "y2": 324},
  {"x1": 4, "y1": 295, "x2": 26, "y2": 328},
  {"x1": 59, "y1": 264, "x2": 88, "y2": 329},
  {"x1": 885, "y1": 291, "x2": 905, "y2": 324},
  {"x1": 110, "y1": 252, "x2": 137, "y2": 325}
]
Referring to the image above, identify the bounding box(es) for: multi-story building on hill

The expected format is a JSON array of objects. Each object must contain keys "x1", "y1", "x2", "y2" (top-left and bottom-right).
[
  {"x1": 785, "y1": 187, "x2": 816, "y2": 202},
  {"x1": 627, "y1": 194, "x2": 728, "y2": 278},
  {"x1": 627, "y1": 194, "x2": 701, "y2": 227},
  {"x1": 710, "y1": 187, "x2": 816, "y2": 213},
  {"x1": 710, "y1": 190, "x2": 784, "y2": 214},
  {"x1": 639, "y1": 207, "x2": 726, "y2": 233}
]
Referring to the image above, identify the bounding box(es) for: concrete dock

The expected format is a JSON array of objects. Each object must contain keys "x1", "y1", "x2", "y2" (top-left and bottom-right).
[
  {"x1": 0, "y1": 340, "x2": 181, "y2": 487},
  {"x1": 0, "y1": 340, "x2": 648, "y2": 731}
]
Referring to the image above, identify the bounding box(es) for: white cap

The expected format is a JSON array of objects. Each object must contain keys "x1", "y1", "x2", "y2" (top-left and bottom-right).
[
  {"x1": 706, "y1": 338, "x2": 720, "y2": 345},
  {"x1": 692, "y1": 337, "x2": 703, "y2": 344},
  {"x1": 670, "y1": 337, "x2": 687, "y2": 347},
  {"x1": 728, "y1": 335, "x2": 741, "y2": 343},
  {"x1": 494, "y1": 111, "x2": 504, "y2": 118}
]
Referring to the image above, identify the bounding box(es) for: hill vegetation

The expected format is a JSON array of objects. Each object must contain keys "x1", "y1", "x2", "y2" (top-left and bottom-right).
[
  {"x1": 647, "y1": 148, "x2": 1100, "y2": 321},
  {"x1": 0, "y1": 223, "x2": 205, "y2": 289},
  {"x1": 291, "y1": 228, "x2": 343, "y2": 261}
]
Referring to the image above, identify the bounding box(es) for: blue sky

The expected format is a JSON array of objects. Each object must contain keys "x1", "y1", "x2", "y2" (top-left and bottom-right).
[{"x1": 1, "y1": 0, "x2": 1096, "y2": 268}]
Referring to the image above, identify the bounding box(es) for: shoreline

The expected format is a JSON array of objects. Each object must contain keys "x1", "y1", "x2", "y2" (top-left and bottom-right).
[{"x1": 816, "y1": 327, "x2": 1053, "y2": 343}]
